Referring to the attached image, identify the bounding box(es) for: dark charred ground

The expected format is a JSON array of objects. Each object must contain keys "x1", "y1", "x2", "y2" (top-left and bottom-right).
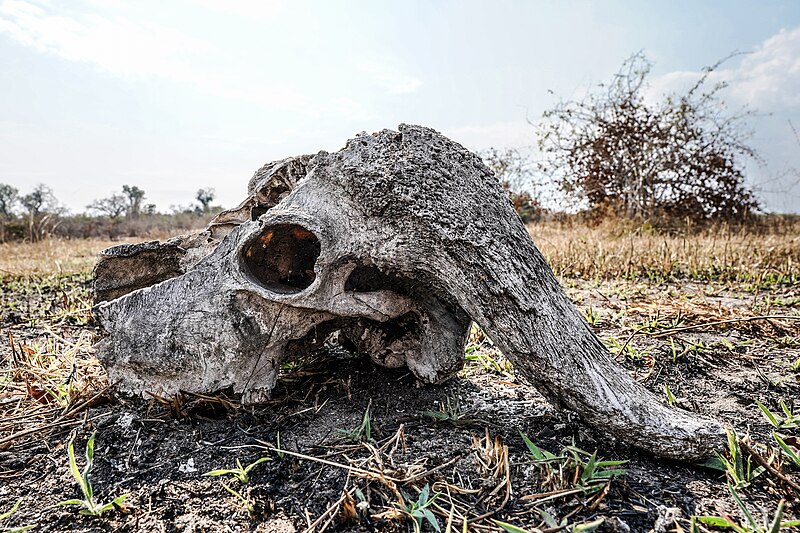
[{"x1": 0, "y1": 273, "x2": 799, "y2": 533}]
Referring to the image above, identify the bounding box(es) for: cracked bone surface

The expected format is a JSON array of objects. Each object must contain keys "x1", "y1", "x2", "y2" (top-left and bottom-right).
[{"x1": 93, "y1": 124, "x2": 724, "y2": 460}]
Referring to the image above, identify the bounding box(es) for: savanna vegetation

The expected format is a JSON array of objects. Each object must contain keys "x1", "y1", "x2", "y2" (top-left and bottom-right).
[
  {"x1": 0, "y1": 215, "x2": 798, "y2": 532},
  {"x1": 0, "y1": 183, "x2": 220, "y2": 243}
]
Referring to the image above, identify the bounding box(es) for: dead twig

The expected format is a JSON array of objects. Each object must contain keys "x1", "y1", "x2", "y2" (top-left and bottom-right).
[
  {"x1": 649, "y1": 315, "x2": 799, "y2": 338},
  {"x1": 739, "y1": 439, "x2": 800, "y2": 493},
  {"x1": 255, "y1": 442, "x2": 403, "y2": 484}
]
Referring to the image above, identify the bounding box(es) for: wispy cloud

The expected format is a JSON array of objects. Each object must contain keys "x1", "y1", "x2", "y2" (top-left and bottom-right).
[
  {"x1": 187, "y1": 0, "x2": 285, "y2": 20},
  {"x1": 734, "y1": 26, "x2": 800, "y2": 110},
  {"x1": 357, "y1": 59, "x2": 423, "y2": 95},
  {"x1": 0, "y1": 0, "x2": 211, "y2": 81},
  {"x1": 649, "y1": 26, "x2": 800, "y2": 112},
  {"x1": 0, "y1": 0, "x2": 319, "y2": 115}
]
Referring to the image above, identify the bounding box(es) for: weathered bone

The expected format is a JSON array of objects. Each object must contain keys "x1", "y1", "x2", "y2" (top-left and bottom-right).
[{"x1": 93, "y1": 124, "x2": 724, "y2": 460}]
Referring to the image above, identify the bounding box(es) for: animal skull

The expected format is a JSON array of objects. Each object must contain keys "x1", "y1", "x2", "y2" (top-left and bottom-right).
[
  {"x1": 93, "y1": 143, "x2": 470, "y2": 405},
  {"x1": 93, "y1": 124, "x2": 724, "y2": 460}
]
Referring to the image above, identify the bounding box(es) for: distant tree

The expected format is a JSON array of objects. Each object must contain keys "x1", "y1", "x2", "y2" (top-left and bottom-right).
[
  {"x1": 536, "y1": 52, "x2": 760, "y2": 221},
  {"x1": 21, "y1": 184, "x2": 58, "y2": 217},
  {"x1": 0, "y1": 183, "x2": 19, "y2": 242},
  {"x1": 88, "y1": 194, "x2": 128, "y2": 219},
  {"x1": 196, "y1": 188, "x2": 215, "y2": 213},
  {"x1": 0, "y1": 183, "x2": 18, "y2": 217},
  {"x1": 20, "y1": 184, "x2": 61, "y2": 241},
  {"x1": 481, "y1": 148, "x2": 545, "y2": 223},
  {"x1": 144, "y1": 203, "x2": 157, "y2": 215},
  {"x1": 122, "y1": 185, "x2": 146, "y2": 218}
]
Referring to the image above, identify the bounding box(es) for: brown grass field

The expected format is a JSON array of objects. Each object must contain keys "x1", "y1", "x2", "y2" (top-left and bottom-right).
[{"x1": 0, "y1": 219, "x2": 798, "y2": 532}]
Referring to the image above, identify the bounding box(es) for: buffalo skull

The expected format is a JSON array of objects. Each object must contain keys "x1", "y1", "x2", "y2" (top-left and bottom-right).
[{"x1": 93, "y1": 124, "x2": 724, "y2": 461}]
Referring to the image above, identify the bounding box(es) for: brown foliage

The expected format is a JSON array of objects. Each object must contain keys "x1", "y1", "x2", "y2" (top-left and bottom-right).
[{"x1": 537, "y1": 53, "x2": 761, "y2": 222}]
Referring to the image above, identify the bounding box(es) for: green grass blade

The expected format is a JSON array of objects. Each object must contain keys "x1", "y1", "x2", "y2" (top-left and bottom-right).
[
  {"x1": 535, "y1": 508, "x2": 559, "y2": 528},
  {"x1": 728, "y1": 484, "x2": 757, "y2": 529},
  {"x1": 5, "y1": 525, "x2": 34, "y2": 533},
  {"x1": 703, "y1": 456, "x2": 728, "y2": 471},
  {"x1": 419, "y1": 484, "x2": 431, "y2": 506},
  {"x1": 595, "y1": 460, "x2": 628, "y2": 467},
  {"x1": 779, "y1": 400, "x2": 792, "y2": 419},
  {"x1": 573, "y1": 518, "x2": 604, "y2": 532},
  {"x1": 774, "y1": 432, "x2": 800, "y2": 466},
  {"x1": 83, "y1": 432, "x2": 96, "y2": 503},
  {"x1": 581, "y1": 451, "x2": 598, "y2": 484},
  {"x1": 92, "y1": 493, "x2": 130, "y2": 516},
  {"x1": 695, "y1": 516, "x2": 735, "y2": 527},
  {"x1": 421, "y1": 508, "x2": 441, "y2": 532},
  {"x1": 520, "y1": 432, "x2": 555, "y2": 461},
  {"x1": 204, "y1": 469, "x2": 235, "y2": 477},
  {"x1": 66, "y1": 438, "x2": 92, "y2": 501},
  {"x1": 221, "y1": 481, "x2": 246, "y2": 502},
  {"x1": 56, "y1": 499, "x2": 86, "y2": 507},
  {"x1": 491, "y1": 520, "x2": 533, "y2": 533},
  {"x1": 768, "y1": 500, "x2": 785, "y2": 533},
  {"x1": 0, "y1": 499, "x2": 21, "y2": 521},
  {"x1": 67, "y1": 441, "x2": 81, "y2": 485},
  {"x1": 243, "y1": 457, "x2": 271, "y2": 473},
  {"x1": 755, "y1": 400, "x2": 779, "y2": 428},
  {"x1": 591, "y1": 468, "x2": 628, "y2": 479}
]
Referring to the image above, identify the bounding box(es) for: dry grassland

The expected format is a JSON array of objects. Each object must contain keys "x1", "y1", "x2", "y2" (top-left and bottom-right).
[{"x1": 0, "y1": 220, "x2": 798, "y2": 532}]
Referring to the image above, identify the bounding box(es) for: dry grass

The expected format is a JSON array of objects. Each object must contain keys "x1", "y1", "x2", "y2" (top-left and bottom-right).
[
  {"x1": 0, "y1": 221, "x2": 798, "y2": 531},
  {"x1": 1, "y1": 329, "x2": 108, "y2": 450},
  {"x1": 530, "y1": 217, "x2": 799, "y2": 286},
  {"x1": 1, "y1": 217, "x2": 797, "y2": 284},
  {"x1": 0, "y1": 238, "x2": 137, "y2": 277}
]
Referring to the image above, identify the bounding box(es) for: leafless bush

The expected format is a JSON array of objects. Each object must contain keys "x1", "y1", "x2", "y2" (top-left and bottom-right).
[{"x1": 536, "y1": 52, "x2": 761, "y2": 222}]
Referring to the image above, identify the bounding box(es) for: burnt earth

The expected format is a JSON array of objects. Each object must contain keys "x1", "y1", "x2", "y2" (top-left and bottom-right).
[{"x1": 0, "y1": 273, "x2": 798, "y2": 532}]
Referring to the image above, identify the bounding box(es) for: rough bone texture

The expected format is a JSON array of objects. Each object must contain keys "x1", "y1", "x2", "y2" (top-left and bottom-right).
[{"x1": 93, "y1": 124, "x2": 725, "y2": 460}]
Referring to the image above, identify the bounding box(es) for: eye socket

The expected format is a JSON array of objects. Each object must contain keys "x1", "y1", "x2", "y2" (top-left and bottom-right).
[{"x1": 244, "y1": 224, "x2": 321, "y2": 293}]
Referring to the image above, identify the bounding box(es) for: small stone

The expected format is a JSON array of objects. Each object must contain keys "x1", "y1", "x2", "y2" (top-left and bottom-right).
[
  {"x1": 653, "y1": 506, "x2": 682, "y2": 533},
  {"x1": 178, "y1": 458, "x2": 196, "y2": 474}
]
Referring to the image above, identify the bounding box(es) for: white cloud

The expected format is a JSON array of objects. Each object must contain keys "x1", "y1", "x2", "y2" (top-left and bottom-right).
[
  {"x1": 0, "y1": 0, "x2": 211, "y2": 81},
  {"x1": 357, "y1": 59, "x2": 423, "y2": 95},
  {"x1": 734, "y1": 27, "x2": 800, "y2": 110},
  {"x1": 187, "y1": 0, "x2": 285, "y2": 20},
  {"x1": 649, "y1": 26, "x2": 800, "y2": 112},
  {"x1": 0, "y1": 0, "x2": 319, "y2": 115},
  {"x1": 648, "y1": 26, "x2": 800, "y2": 213},
  {"x1": 0, "y1": 1, "x2": 426, "y2": 120}
]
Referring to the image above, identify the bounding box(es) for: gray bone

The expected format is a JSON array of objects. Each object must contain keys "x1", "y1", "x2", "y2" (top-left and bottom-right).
[{"x1": 93, "y1": 124, "x2": 724, "y2": 460}]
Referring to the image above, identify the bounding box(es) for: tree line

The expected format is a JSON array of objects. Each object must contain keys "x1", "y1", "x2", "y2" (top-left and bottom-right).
[{"x1": 0, "y1": 184, "x2": 220, "y2": 242}]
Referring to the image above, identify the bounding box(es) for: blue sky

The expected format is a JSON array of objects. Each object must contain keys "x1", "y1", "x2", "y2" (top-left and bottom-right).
[{"x1": 1, "y1": 0, "x2": 799, "y2": 213}]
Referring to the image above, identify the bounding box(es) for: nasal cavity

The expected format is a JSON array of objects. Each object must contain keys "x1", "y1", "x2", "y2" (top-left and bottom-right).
[{"x1": 244, "y1": 224, "x2": 321, "y2": 293}]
